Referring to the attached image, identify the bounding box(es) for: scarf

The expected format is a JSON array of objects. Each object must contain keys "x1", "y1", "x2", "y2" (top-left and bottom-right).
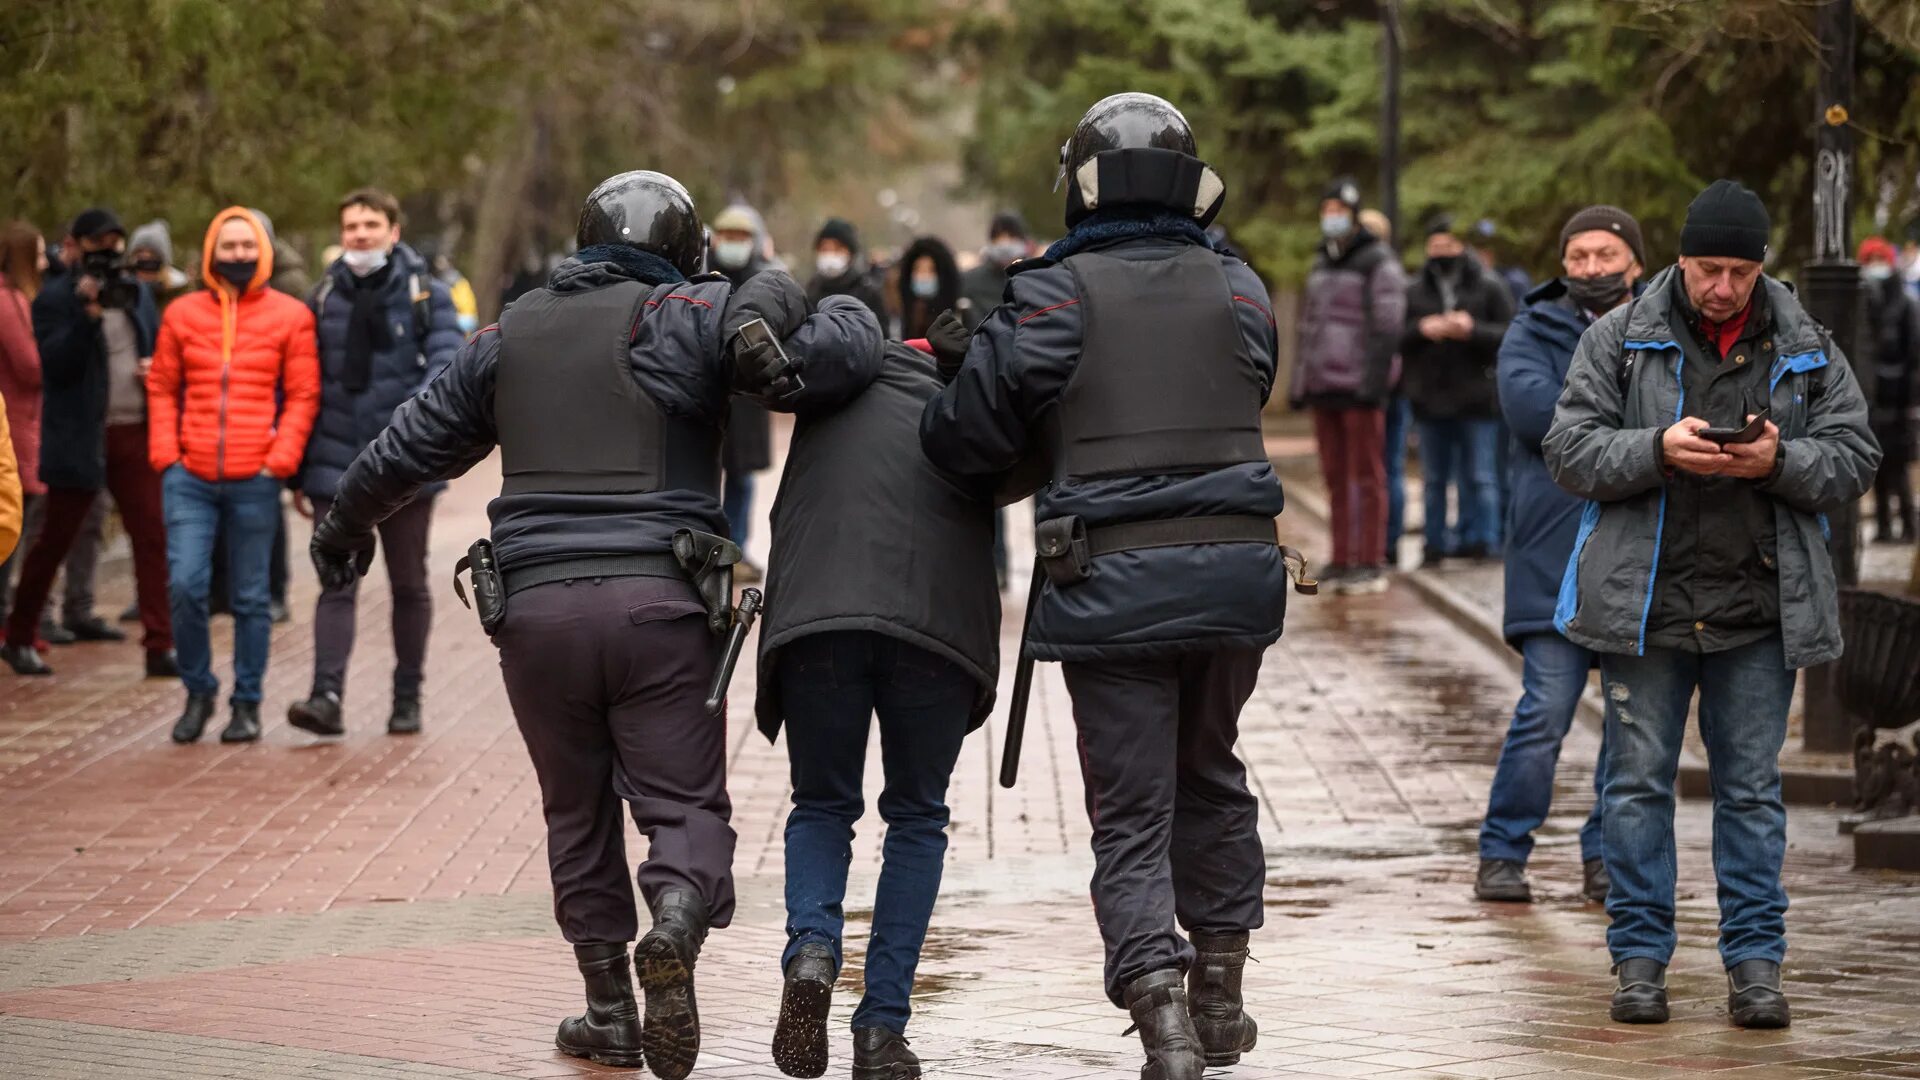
[
  {"x1": 1044, "y1": 209, "x2": 1214, "y2": 262},
  {"x1": 575, "y1": 244, "x2": 688, "y2": 287},
  {"x1": 342, "y1": 262, "x2": 394, "y2": 393}
]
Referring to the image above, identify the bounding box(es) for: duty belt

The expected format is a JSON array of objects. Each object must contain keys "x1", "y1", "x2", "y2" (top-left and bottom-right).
[
  {"x1": 501, "y1": 553, "x2": 687, "y2": 596},
  {"x1": 1034, "y1": 513, "x2": 1317, "y2": 594}
]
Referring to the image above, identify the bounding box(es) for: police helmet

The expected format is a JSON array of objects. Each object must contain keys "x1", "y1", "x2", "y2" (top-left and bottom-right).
[
  {"x1": 1057, "y1": 93, "x2": 1225, "y2": 229},
  {"x1": 576, "y1": 171, "x2": 705, "y2": 277}
]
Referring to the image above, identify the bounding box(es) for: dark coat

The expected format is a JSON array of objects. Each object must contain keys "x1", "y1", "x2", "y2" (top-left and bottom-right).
[
  {"x1": 1866, "y1": 273, "x2": 1919, "y2": 464},
  {"x1": 959, "y1": 259, "x2": 1008, "y2": 332},
  {"x1": 1400, "y1": 253, "x2": 1514, "y2": 420},
  {"x1": 714, "y1": 249, "x2": 779, "y2": 474},
  {"x1": 806, "y1": 266, "x2": 888, "y2": 333},
  {"x1": 756, "y1": 341, "x2": 998, "y2": 740},
  {"x1": 300, "y1": 242, "x2": 462, "y2": 499},
  {"x1": 895, "y1": 237, "x2": 962, "y2": 341},
  {"x1": 1291, "y1": 231, "x2": 1407, "y2": 409},
  {"x1": 31, "y1": 268, "x2": 158, "y2": 491},
  {"x1": 323, "y1": 261, "x2": 884, "y2": 568},
  {"x1": 921, "y1": 234, "x2": 1287, "y2": 662}
]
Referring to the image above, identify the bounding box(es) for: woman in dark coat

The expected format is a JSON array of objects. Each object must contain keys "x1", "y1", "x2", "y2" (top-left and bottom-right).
[{"x1": 895, "y1": 237, "x2": 961, "y2": 342}]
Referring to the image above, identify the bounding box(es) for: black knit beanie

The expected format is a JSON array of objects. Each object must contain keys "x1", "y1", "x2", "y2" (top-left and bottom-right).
[
  {"x1": 815, "y1": 217, "x2": 861, "y2": 255},
  {"x1": 1323, "y1": 177, "x2": 1362, "y2": 213},
  {"x1": 1560, "y1": 205, "x2": 1646, "y2": 267},
  {"x1": 1679, "y1": 180, "x2": 1770, "y2": 262}
]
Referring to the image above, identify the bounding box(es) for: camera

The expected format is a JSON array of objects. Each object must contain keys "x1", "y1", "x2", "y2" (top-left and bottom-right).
[{"x1": 80, "y1": 248, "x2": 141, "y2": 310}]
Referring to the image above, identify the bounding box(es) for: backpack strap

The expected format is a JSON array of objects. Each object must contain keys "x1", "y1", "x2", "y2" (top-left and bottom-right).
[{"x1": 408, "y1": 272, "x2": 432, "y2": 345}]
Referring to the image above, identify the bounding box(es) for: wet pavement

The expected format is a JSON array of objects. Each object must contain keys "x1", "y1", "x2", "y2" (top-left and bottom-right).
[{"x1": 2, "y1": 439, "x2": 1919, "y2": 1078}]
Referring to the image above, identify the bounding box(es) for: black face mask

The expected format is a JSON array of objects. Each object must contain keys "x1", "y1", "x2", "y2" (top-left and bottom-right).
[
  {"x1": 1567, "y1": 271, "x2": 1631, "y2": 312},
  {"x1": 131, "y1": 257, "x2": 165, "y2": 275},
  {"x1": 1430, "y1": 254, "x2": 1464, "y2": 274},
  {"x1": 213, "y1": 260, "x2": 257, "y2": 291}
]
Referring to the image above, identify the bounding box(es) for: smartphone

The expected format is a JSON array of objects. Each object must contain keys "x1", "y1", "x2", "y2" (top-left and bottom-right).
[{"x1": 1699, "y1": 408, "x2": 1770, "y2": 445}]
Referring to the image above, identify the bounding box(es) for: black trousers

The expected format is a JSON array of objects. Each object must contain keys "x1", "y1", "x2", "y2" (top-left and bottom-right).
[
  {"x1": 1061, "y1": 648, "x2": 1267, "y2": 1007},
  {"x1": 309, "y1": 494, "x2": 434, "y2": 699},
  {"x1": 497, "y1": 575, "x2": 736, "y2": 945}
]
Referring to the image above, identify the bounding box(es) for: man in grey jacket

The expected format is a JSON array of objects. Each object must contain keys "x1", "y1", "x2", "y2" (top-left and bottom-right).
[{"x1": 1544, "y1": 180, "x2": 1879, "y2": 1030}]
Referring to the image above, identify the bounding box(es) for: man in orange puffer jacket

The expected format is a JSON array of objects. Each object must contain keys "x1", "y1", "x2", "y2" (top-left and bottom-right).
[{"x1": 148, "y1": 208, "x2": 319, "y2": 744}]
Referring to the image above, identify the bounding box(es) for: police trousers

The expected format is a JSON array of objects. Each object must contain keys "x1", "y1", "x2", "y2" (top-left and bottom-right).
[
  {"x1": 1060, "y1": 648, "x2": 1267, "y2": 1007},
  {"x1": 496, "y1": 575, "x2": 737, "y2": 945}
]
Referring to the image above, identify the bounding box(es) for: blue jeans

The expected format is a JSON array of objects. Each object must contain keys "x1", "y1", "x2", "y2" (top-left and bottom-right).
[
  {"x1": 1383, "y1": 395, "x2": 1412, "y2": 562},
  {"x1": 1480, "y1": 634, "x2": 1604, "y2": 864},
  {"x1": 1600, "y1": 635, "x2": 1795, "y2": 968},
  {"x1": 163, "y1": 468, "x2": 281, "y2": 702},
  {"x1": 722, "y1": 471, "x2": 754, "y2": 548},
  {"x1": 1416, "y1": 416, "x2": 1502, "y2": 553},
  {"x1": 777, "y1": 631, "x2": 973, "y2": 1034}
]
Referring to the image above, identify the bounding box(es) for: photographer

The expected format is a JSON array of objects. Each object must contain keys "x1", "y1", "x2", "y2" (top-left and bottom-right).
[{"x1": 1, "y1": 209, "x2": 173, "y2": 679}]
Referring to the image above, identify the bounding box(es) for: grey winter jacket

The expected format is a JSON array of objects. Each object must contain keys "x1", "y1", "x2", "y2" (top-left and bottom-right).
[{"x1": 1542, "y1": 267, "x2": 1881, "y2": 669}]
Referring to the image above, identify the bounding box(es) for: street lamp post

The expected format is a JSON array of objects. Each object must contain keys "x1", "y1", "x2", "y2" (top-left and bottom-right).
[{"x1": 1379, "y1": 0, "x2": 1401, "y2": 245}]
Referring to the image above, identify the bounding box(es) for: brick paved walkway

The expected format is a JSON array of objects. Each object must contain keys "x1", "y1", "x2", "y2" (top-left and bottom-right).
[{"x1": 2, "y1": 434, "x2": 1918, "y2": 1078}]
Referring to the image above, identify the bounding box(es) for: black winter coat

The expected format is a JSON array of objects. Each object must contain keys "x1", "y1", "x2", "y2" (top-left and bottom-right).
[
  {"x1": 1866, "y1": 273, "x2": 1919, "y2": 464},
  {"x1": 322, "y1": 260, "x2": 883, "y2": 568},
  {"x1": 716, "y1": 252, "x2": 778, "y2": 474},
  {"x1": 921, "y1": 235, "x2": 1288, "y2": 662},
  {"x1": 895, "y1": 237, "x2": 962, "y2": 341},
  {"x1": 31, "y1": 268, "x2": 158, "y2": 491},
  {"x1": 807, "y1": 267, "x2": 888, "y2": 334},
  {"x1": 300, "y1": 243, "x2": 463, "y2": 499},
  {"x1": 756, "y1": 341, "x2": 999, "y2": 739},
  {"x1": 958, "y1": 260, "x2": 1008, "y2": 332},
  {"x1": 1400, "y1": 254, "x2": 1514, "y2": 420}
]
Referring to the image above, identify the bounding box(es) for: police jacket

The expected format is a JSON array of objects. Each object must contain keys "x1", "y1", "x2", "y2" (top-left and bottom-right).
[
  {"x1": 321, "y1": 256, "x2": 883, "y2": 568},
  {"x1": 920, "y1": 234, "x2": 1288, "y2": 662},
  {"x1": 301, "y1": 243, "x2": 463, "y2": 500},
  {"x1": 756, "y1": 341, "x2": 999, "y2": 740}
]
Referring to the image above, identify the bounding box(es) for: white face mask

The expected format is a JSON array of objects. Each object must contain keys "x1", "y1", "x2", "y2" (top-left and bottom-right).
[
  {"x1": 815, "y1": 251, "x2": 851, "y2": 278},
  {"x1": 342, "y1": 246, "x2": 390, "y2": 277},
  {"x1": 988, "y1": 239, "x2": 1026, "y2": 265},
  {"x1": 713, "y1": 239, "x2": 754, "y2": 270}
]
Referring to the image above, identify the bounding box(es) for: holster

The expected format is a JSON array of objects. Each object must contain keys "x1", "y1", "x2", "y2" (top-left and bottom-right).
[
  {"x1": 672, "y1": 529, "x2": 743, "y2": 634},
  {"x1": 453, "y1": 539, "x2": 507, "y2": 635},
  {"x1": 1035, "y1": 516, "x2": 1092, "y2": 587}
]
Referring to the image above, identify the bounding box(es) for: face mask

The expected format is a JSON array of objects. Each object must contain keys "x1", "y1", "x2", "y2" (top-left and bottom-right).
[
  {"x1": 342, "y1": 246, "x2": 390, "y2": 277},
  {"x1": 1431, "y1": 254, "x2": 1464, "y2": 274},
  {"x1": 1320, "y1": 213, "x2": 1353, "y2": 240},
  {"x1": 988, "y1": 239, "x2": 1026, "y2": 265},
  {"x1": 815, "y1": 251, "x2": 850, "y2": 278},
  {"x1": 713, "y1": 239, "x2": 754, "y2": 270},
  {"x1": 911, "y1": 276, "x2": 939, "y2": 299},
  {"x1": 214, "y1": 260, "x2": 257, "y2": 290},
  {"x1": 131, "y1": 256, "x2": 164, "y2": 275},
  {"x1": 1566, "y1": 271, "x2": 1631, "y2": 312},
  {"x1": 1864, "y1": 264, "x2": 1896, "y2": 283}
]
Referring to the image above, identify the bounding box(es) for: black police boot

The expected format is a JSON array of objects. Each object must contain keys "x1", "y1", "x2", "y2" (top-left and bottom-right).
[
  {"x1": 1474, "y1": 858, "x2": 1532, "y2": 902},
  {"x1": 1, "y1": 643, "x2": 52, "y2": 676},
  {"x1": 771, "y1": 941, "x2": 835, "y2": 1077},
  {"x1": 387, "y1": 694, "x2": 422, "y2": 736},
  {"x1": 1727, "y1": 959, "x2": 1791, "y2": 1029},
  {"x1": 1610, "y1": 958, "x2": 1669, "y2": 1024},
  {"x1": 288, "y1": 691, "x2": 344, "y2": 737},
  {"x1": 1187, "y1": 931, "x2": 1258, "y2": 1066},
  {"x1": 851, "y1": 1027, "x2": 920, "y2": 1080},
  {"x1": 172, "y1": 693, "x2": 216, "y2": 744},
  {"x1": 220, "y1": 700, "x2": 261, "y2": 744},
  {"x1": 145, "y1": 650, "x2": 179, "y2": 679},
  {"x1": 65, "y1": 615, "x2": 126, "y2": 642},
  {"x1": 635, "y1": 889, "x2": 708, "y2": 1080},
  {"x1": 555, "y1": 942, "x2": 646, "y2": 1068},
  {"x1": 1123, "y1": 969, "x2": 1206, "y2": 1080},
  {"x1": 1582, "y1": 858, "x2": 1611, "y2": 904}
]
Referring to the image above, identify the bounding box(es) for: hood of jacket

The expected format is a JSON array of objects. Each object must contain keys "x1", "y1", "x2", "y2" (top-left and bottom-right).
[{"x1": 199, "y1": 207, "x2": 275, "y2": 295}]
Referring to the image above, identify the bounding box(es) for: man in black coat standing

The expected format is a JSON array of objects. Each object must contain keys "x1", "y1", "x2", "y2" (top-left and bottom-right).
[
  {"x1": 805, "y1": 218, "x2": 888, "y2": 331},
  {"x1": 310, "y1": 171, "x2": 883, "y2": 1078},
  {"x1": 757, "y1": 336, "x2": 998, "y2": 1080},
  {"x1": 921, "y1": 93, "x2": 1288, "y2": 1080}
]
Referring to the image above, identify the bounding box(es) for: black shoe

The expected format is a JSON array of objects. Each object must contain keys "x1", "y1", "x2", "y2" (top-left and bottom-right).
[
  {"x1": 1457, "y1": 542, "x2": 1494, "y2": 561},
  {"x1": 269, "y1": 600, "x2": 290, "y2": 625},
  {"x1": 772, "y1": 942, "x2": 836, "y2": 1078},
  {"x1": 64, "y1": 615, "x2": 126, "y2": 642},
  {"x1": 1582, "y1": 858, "x2": 1611, "y2": 904},
  {"x1": 1123, "y1": 969, "x2": 1205, "y2": 1080},
  {"x1": 287, "y1": 692, "x2": 344, "y2": 737},
  {"x1": 1728, "y1": 959, "x2": 1791, "y2": 1029},
  {"x1": 172, "y1": 693, "x2": 216, "y2": 744},
  {"x1": 1418, "y1": 548, "x2": 1445, "y2": 570},
  {"x1": 119, "y1": 602, "x2": 141, "y2": 623},
  {"x1": 635, "y1": 889, "x2": 708, "y2": 1080},
  {"x1": 145, "y1": 650, "x2": 179, "y2": 679},
  {"x1": 852, "y1": 1027, "x2": 921, "y2": 1080},
  {"x1": 220, "y1": 701, "x2": 261, "y2": 743},
  {"x1": 1, "y1": 643, "x2": 52, "y2": 676},
  {"x1": 1187, "y1": 931, "x2": 1258, "y2": 1066},
  {"x1": 39, "y1": 620, "x2": 75, "y2": 645},
  {"x1": 1611, "y1": 958, "x2": 1669, "y2": 1024},
  {"x1": 387, "y1": 695, "x2": 422, "y2": 735},
  {"x1": 1474, "y1": 858, "x2": 1532, "y2": 902},
  {"x1": 555, "y1": 942, "x2": 646, "y2": 1068}
]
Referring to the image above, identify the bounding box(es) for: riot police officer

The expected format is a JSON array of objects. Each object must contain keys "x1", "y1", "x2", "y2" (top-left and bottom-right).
[
  {"x1": 920, "y1": 95, "x2": 1289, "y2": 1080},
  {"x1": 311, "y1": 171, "x2": 883, "y2": 1076}
]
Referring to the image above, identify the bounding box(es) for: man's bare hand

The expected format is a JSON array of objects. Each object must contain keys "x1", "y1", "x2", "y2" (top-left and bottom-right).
[
  {"x1": 1419, "y1": 314, "x2": 1451, "y2": 341},
  {"x1": 1663, "y1": 417, "x2": 1732, "y2": 476},
  {"x1": 1720, "y1": 418, "x2": 1781, "y2": 480},
  {"x1": 1446, "y1": 311, "x2": 1475, "y2": 339},
  {"x1": 74, "y1": 275, "x2": 100, "y2": 302}
]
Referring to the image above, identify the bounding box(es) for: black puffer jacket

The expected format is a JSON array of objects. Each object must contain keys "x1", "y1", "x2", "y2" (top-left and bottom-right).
[
  {"x1": 920, "y1": 234, "x2": 1287, "y2": 662},
  {"x1": 1400, "y1": 253, "x2": 1514, "y2": 420},
  {"x1": 756, "y1": 341, "x2": 998, "y2": 739},
  {"x1": 322, "y1": 259, "x2": 883, "y2": 566}
]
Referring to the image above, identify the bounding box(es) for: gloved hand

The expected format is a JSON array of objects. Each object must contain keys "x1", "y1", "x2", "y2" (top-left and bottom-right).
[
  {"x1": 310, "y1": 513, "x2": 375, "y2": 591},
  {"x1": 926, "y1": 308, "x2": 970, "y2": 380}
]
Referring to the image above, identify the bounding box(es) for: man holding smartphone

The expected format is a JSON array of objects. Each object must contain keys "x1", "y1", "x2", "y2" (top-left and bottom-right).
[{"x1": 1544, "y1": 180, "x2": 1880, "y2": 1030}]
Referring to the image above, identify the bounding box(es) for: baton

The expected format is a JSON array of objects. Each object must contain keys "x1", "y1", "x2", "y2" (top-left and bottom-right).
[
  {"x1": 704, "y1": 587, "x2": 763, "y2": 716},
  {"x1": 999, "y1": 560, "x2": 1044, "y2": 788}
]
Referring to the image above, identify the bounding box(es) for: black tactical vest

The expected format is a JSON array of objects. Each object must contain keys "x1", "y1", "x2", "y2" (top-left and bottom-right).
[
  {"x1": 494, "y1": 281, "x2": 720, "y2": 498},
  {"x1": 1042, "y1": 245, "x2": 1266, "y2": 484}
]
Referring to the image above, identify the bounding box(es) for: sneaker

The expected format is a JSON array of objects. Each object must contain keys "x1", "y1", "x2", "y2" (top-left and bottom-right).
[{"x1": 1332, "y1": 567, "x2": 1389, "y2": 595}]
